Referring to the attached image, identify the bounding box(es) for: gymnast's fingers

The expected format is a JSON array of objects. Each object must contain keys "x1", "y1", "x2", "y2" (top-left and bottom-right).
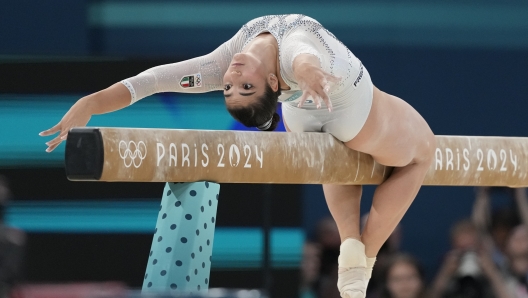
[
  {"x1": 320, "y1": 74, "x2": 338, "y2": 94},
  {"x1": 45, "y1": 135, "x2": 63, "y2": 147},
  {"x1": 322, "y1": 82, "x2": 331, "y2": 95},
  {"x1": 46, "y1": 142, "x2": 62, "y2": 153},
  {"x1": 297, "y1": 90, "x2": 310, "y2": 108},
  {"x1": 309, "y1": 90, "x2": 322, "y2": 109},
  {"x1": 320, "y1": 88, "x2": 332, "y2": 112},
  {"x1": 319, "y1": 77, "x2": 332, "y2": 94},
  {"x1": 39, "y1": 123, "x2": 60, "y2": 136},
  {"x1": 45, "y1": 131, "x2": 68, "y2": 152},
  {"x1": 312, "y1": 79, "x2": 331, "y2": 111}
]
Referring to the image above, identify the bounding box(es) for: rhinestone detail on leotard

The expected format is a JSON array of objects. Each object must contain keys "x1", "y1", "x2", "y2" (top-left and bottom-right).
[{"x1": 121, "y1": 14, "x2": 362, "y2": 104}]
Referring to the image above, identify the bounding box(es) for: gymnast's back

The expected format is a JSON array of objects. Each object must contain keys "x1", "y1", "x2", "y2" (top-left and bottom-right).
[{"x1": 121, "y1": 14, "x2": 363, "y2": 104}]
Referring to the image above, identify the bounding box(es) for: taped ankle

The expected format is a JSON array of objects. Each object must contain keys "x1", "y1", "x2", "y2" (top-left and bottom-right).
[
  {"x1": 366, "y1": 257, "x2": 376, "y2": 279},
  {"x1": 338, "y1": 238, "x2": 367, "y2": 268}
]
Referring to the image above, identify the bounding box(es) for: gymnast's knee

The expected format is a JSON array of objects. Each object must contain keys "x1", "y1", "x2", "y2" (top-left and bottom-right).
[{"x1": 414, "y1": 131, "x2": 436, "y2": 168}]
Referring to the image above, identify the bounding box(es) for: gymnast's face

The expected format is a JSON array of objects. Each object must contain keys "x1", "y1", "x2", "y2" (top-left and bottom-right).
[{"x1": 223, "y1": 53, "x2": 268, "y2": 107}]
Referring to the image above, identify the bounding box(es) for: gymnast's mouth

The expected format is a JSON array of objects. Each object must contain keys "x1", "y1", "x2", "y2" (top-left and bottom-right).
[{"x1": 231, "y1": 63, "x2": 244, "y2": 66}]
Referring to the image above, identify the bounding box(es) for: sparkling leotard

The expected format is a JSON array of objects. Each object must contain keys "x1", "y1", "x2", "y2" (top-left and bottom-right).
[
  {"x1": 122, "y1": 14, "x2": 363, "y2": 104},
  {"x1": 121, "y1": 14, "x2": 373, "y2": 141}
]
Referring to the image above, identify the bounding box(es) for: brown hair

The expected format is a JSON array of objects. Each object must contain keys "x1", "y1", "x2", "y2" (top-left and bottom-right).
[{"x1": 226, "y1": 82, "x2": 281, "y2": 131}]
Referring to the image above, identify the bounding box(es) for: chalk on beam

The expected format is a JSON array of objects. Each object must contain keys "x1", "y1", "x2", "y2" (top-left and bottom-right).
[{"x1": 65, "y1": 127, "x2": 528, "y2": 187}]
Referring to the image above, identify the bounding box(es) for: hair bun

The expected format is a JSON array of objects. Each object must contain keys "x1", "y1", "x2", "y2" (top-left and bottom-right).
[{"x1": 265, "y1": 112, "x2": 281, "y2": 131}]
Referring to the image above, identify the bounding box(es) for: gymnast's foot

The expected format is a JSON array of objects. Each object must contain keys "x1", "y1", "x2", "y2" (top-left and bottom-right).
[{"x1": 337, "y1": 238, "x2": 367, "y2": 298}]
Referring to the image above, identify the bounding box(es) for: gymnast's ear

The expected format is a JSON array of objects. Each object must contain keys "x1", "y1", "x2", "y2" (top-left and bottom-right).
[{"x1": 268, "y1": 73, "x2": 279, "y2": 92}]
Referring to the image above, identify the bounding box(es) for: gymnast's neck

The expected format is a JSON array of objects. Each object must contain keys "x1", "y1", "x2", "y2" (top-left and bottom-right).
[{"x1": 242, "y1": 32, "x2": 290, "y2": 90}]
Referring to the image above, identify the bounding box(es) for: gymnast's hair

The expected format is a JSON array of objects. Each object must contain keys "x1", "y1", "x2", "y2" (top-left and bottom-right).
[{"x1": 226, "y1": 81, "x2": 282, "y2": 131}]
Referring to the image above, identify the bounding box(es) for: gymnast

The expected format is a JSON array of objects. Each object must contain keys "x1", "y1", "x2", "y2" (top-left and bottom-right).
[{"x1": 40, "y1": 14, "x2": 435, "y2": 298}]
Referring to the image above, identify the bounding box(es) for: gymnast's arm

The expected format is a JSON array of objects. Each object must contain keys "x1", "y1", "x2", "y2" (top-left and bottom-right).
[
  {"x1": 39, "y1": 84, "x2": 118, "y2": 152},
  {"x1": 39, "y1": 41, "x2": 236, "y2": 152},
  {"x1": 292, "y1": 54, "x2": 336, "y2": 110},
  {"x1": 282, "y1": 32, "x2": 340, "y2": 111}
]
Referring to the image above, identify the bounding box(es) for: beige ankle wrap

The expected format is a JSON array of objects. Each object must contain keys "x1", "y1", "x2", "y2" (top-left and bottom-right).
[
  {"x1": 337, "y1": 238, "x2": 367, "y2": 298},
  {"x1": 338, "y1": 238, "x2": 367, "y2": 268},
  {"x1": 366, "y1": 257, "x2": 376, "y2": 279}
]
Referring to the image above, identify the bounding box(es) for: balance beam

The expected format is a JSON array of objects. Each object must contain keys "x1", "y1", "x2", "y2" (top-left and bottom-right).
[{"x1": 65, "y1": 127, "x2": 528, "y2": 187}]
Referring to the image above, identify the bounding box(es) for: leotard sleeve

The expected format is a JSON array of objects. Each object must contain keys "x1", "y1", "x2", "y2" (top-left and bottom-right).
[
  {"x1": 280, "y1": 31, "x2": 324, "y2": 89},
  {"x1": 120, "y1": 31, "x2": 245, "y2": 104}
]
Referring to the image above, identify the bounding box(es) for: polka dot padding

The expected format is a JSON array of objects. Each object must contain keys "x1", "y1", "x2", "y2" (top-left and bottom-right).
[{"x1": 142, "y1": 182, "x2": 220, "y2": 293}]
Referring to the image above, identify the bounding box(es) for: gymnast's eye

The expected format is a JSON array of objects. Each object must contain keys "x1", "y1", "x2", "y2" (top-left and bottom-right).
[
  {"x1": 224, "y1": 84, "x2": 232, "y2": 91},
  {"x1": 243, "y1": 83, "x2": 253, "y2": 90}
]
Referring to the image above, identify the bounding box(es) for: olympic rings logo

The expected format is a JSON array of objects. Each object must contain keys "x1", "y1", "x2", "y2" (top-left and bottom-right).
[{"x1": 119, "y1": 140, "x2": 147, "y2": 168}]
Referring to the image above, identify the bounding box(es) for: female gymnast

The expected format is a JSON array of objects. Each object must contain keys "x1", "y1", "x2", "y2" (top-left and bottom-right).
[{"x1": 40, "y1": 14, "x2": 435, "y2": 298}]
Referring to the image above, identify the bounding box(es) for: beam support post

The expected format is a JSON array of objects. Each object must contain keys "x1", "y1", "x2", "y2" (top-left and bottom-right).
[{"x1": 142, "y1": 182, "x2": 220, "y2": 294}]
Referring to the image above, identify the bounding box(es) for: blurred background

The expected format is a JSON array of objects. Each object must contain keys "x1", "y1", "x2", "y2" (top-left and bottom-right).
[{"x1": 1, "y1": 0, "x2": 528, "y2": 297}]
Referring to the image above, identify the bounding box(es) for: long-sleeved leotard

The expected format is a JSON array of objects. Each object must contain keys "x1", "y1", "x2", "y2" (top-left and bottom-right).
[
  {"x1": 121, "y1": 14, "x2": 373, "y2": 142},
  {"x1": 122, "y1": 14, "x2": 362, "y2": 103}
]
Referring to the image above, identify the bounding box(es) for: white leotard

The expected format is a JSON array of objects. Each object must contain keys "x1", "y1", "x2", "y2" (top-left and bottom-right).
[{"x1": 121, "y1": 14, "x2": 373, "y2": 142}]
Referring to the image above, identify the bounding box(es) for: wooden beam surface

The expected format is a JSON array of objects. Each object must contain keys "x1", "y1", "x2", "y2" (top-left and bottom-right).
[{"x1": 65, "y1": 127, "x2": 528, "y2": 187}]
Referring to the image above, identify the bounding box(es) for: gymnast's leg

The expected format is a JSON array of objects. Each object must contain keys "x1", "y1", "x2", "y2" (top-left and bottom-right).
[
  {"x1": 348, "y1": 87, "x2": 435, "y2": 259},
  {"x1": 327, "y1": 87, "x2": 435, "y2": 297},
  {"x1": 324, "y1": 158, "x2": 433, "y2": 298},
  {"x1": 322, "y1": 184, "x2": 367, "y2": 298},
  {"x1": 322, "y1": 185, "x2": 362, "y2": 242},
  {"x1": 360, "y1": 159, "x2": 432, "y2": 258}
]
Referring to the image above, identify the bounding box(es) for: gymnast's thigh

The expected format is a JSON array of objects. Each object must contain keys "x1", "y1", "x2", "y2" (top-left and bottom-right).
[
  {"x1": 346, "y1": 87, "x2": 435, "y2": 167},
  {"x1": 281, "y1": 103, "x2": 323, "y2": 133}
]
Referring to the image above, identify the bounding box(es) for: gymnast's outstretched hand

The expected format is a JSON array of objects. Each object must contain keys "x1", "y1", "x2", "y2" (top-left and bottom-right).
[
  {"x1": 39, "y1": 98, "x2": 92, "y2": 152},
  {"x1": 39, "y1": 83, "x2": 132, "y2": 152},
  {"x1": 292, "y1": 53, "x2": 341, "y2": 111}
]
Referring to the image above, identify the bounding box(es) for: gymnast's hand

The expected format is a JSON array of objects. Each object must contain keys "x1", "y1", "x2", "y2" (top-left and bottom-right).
[
  {"x1": 39, "y1": 83, "x2": 131, "y2": 152},
  {"x1": 292, "y1": 54, "x2": 341, "y2": 111},
  {"x1": 39, "y1": 98, "x2": 92, "y2": 152}
]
